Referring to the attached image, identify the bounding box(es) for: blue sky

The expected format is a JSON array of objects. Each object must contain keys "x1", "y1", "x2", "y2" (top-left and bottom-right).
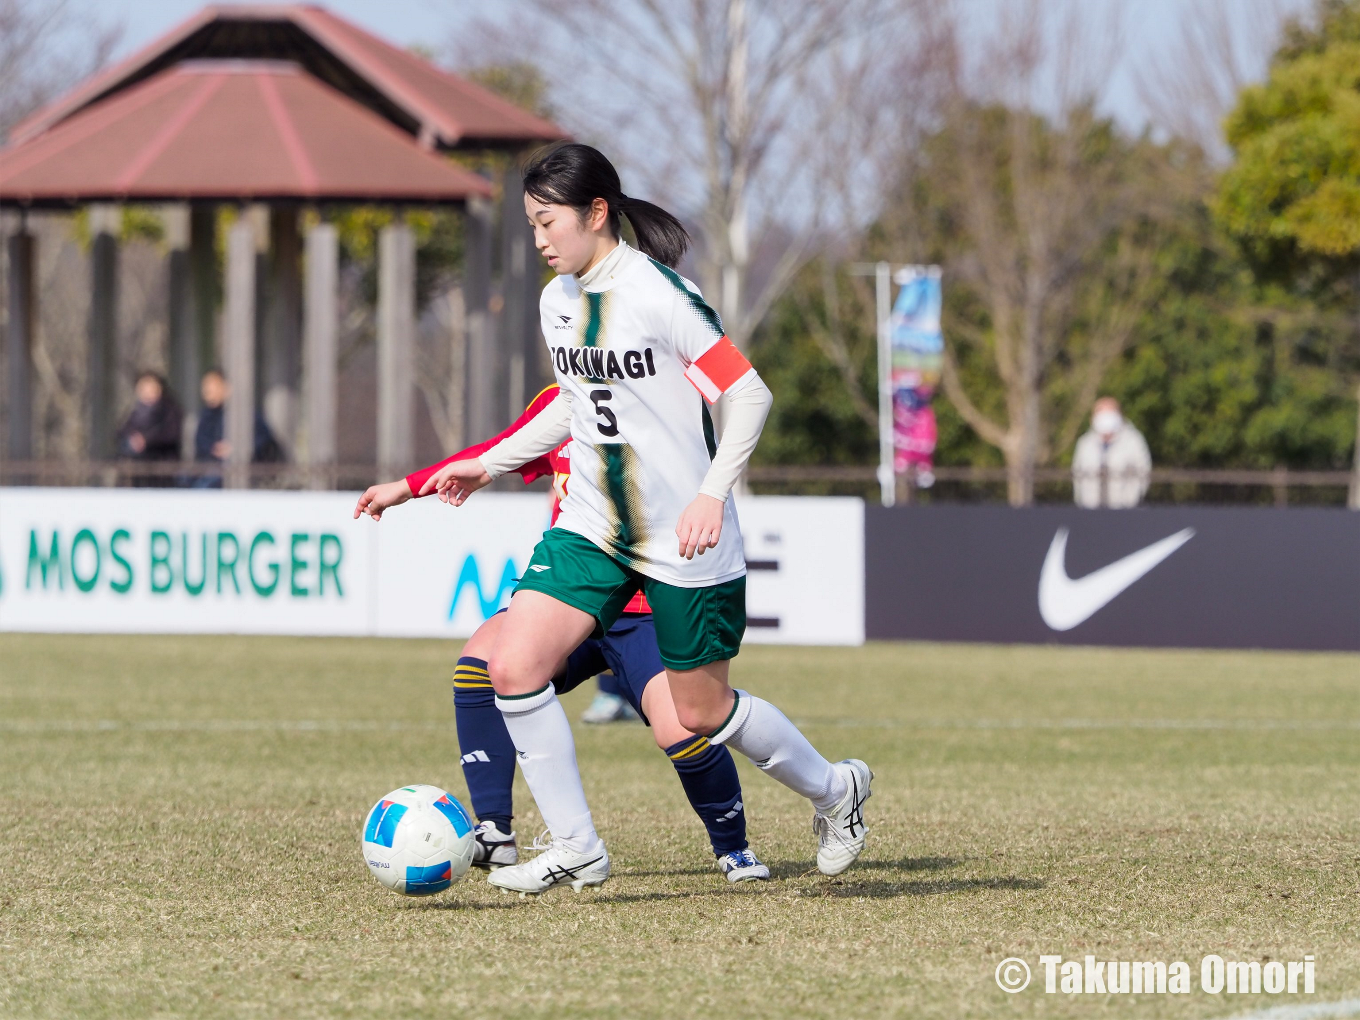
[
  {"x1": 102, "y1": 0, "x2": 460, "y2": 61},
  {"x1": 94, "y1": 0, "x2": 1310, "y2": 135}
]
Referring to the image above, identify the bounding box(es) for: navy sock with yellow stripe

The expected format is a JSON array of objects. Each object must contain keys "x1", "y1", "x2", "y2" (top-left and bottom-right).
[
  {"x1": 452, "y1": 656, "x2": 514, "y2": 832},
  {"x1": 665, "y1": 735, "x2": 747, "y2": 856}
]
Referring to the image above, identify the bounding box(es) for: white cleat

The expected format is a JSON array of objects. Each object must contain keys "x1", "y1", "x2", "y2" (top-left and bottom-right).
[
  {"x1": 470, "y1": 820, "x2": 518, "y2": 870},
  {"x1": 813, "y1": 759, "x2": 873, "y2": 876},
  {"x1": 580, "y1": 692, "x2": 640, "y2": 724},
  {"x1": 718, "y1": 848, "x2": 771, "y2": 883},
  {"x1": 486, "y1": 834, "x2": 611, "y2": 894}
]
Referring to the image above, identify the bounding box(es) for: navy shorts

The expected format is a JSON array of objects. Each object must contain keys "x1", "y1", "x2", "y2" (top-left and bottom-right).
[{"x1": 553, "y1": 613, "x2": 664, "y2": 725}]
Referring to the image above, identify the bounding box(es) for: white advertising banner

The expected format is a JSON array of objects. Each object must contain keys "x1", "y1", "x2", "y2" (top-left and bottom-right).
[
  {"x1": 733, "y1": 496, "x2": 864, "y2": 645},
  {"x1": 0, "y1": 488, "x2": 375, "y2": 635},
  {"x1": 0, "y1": 488, "x2": 863, "y2": 645}
]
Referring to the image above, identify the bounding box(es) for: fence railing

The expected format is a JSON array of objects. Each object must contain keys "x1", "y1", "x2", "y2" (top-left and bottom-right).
[
  {"x1": 1, "y1": 459, "x2": 1356, "y2": 506},
  {"x1": 746, "y1": 464, "x2": 1359, "y2": 507},
  {"x1": 0, "y1": 459, "x2": 386, "y2": 491}
]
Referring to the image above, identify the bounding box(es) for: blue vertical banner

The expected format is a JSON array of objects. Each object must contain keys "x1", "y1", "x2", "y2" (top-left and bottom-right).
[{"x1": 889, "y1": 267, "x2": 943, "y2": 485}]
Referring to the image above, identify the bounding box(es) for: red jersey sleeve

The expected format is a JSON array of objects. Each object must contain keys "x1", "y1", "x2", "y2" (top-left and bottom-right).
[{"x1": 406, "y1": 385, "x2": 561, "y2": 497}]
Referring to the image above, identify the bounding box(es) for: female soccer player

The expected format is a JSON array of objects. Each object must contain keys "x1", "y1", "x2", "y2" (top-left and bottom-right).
[
  {"x1": 416, "y1": 143, "x2": 872, "y2": 894},
  {"x1": 355, "y1": 389, "x2": 770, "y2": 883}
]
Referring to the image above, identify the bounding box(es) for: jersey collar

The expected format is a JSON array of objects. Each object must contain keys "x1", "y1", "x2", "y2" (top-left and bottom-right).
[{"x1": 572, "y1": 239, "x2": 641, "y2": 294}]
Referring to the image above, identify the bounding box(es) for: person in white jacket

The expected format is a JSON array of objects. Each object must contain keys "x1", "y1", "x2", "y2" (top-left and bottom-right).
[{"x1": 1072, "y1": 397, "x2": 1152, "y2": 508}]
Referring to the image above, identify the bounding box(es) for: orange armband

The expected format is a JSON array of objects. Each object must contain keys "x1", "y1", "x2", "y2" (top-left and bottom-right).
[{"x1": 684, "y1": 336, "x2": 756, "y2": 403}]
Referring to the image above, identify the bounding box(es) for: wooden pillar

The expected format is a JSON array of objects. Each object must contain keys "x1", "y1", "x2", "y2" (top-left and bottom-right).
[
  {"x1": 464, "y1": 195, "x2": 497, "y2": 444},
  {"x1": 303, "y1": 221, "x2": 338, "y2": 486},
  {"x1": 188, "y1": 205, "x2": 217, "y2": 391},
  {"x1": 5, "y1": 224, "x2": 34, "y2": 461},
  {"x1": 164, "y1": 205, "x2": 195, "y2": 425},
  {"x1": 501, "y1": 163, "x2": 529, "y2": 416},
  {"x1": 223, "y1": 217, "x2": 257, "y2": 489},
  {"x1": 517, "y1": 207, "x2": 547, "y2": 401},
  {"x1": 377, "y1": 220, "x2": 415, "y2": 476},
  {"x1": 87, "y1": 205, "x2": 120, "y2": 460},
  {"x1": 262, "y1": 206, "x2": 302, "y2": 458}
]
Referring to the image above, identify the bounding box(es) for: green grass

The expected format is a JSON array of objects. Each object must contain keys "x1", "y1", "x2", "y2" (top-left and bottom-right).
[{"x1": 2, "y1": 635, "x2": 1360, "y2": 1019}]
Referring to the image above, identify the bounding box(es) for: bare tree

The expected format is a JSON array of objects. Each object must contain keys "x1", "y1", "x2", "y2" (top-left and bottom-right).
[
  {"x1": 0, "y1": 0, "x2": 120, "y2": 140},
  {"x1": 889, "y1": 0, "x2": 1190, "y2": 505},
  {"x1": 26, "y1": 213, "x2": 89, "y2": 461},
  {"x1": 0, "y1": 1, "x2": 121, "y2": 461},
  {"x1": 1134, "y1": 0, "x2": 1298, "y2": 162},
  {"x1": 451, "y1": 0, "x2": 927, "y2": 355}
]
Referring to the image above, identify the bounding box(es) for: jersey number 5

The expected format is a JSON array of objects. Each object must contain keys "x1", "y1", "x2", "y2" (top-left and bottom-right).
[{"x1": 589, "y1": 389, "x2": 619, "y2": 437}]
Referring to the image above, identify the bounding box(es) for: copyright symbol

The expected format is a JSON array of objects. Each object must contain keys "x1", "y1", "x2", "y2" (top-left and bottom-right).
[{"x1": 995, "y1": 957, "x2": 1031, "y2": 993}]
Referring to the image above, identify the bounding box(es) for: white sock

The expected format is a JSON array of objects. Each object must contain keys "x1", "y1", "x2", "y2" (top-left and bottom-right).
[
  {"x1": 496, "y1": 685, "x2": 601, "y2": 854},
  {"x1": 708, "y1": 690, "x2": 848, "y2": 812}
]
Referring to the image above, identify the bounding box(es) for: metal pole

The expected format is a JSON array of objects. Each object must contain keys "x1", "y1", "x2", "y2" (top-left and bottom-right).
[{"x1": 875, "y1": 260, "x2": 894, "y2": 507}]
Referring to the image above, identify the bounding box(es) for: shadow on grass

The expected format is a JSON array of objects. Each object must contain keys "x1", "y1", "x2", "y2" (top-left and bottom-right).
[
  {"x1": 805, "y1": 876, "x2": 1045, "y2": 899},
  {"x1": 621, "y1": 866, "x2": 725, "y2": 879},
  {"x1": 623, "y1": 856, "x2": 964, "y2": 882},
  {"x1": 764, "y1": 856, "x2": 964, "y2": 881},
  {"x1": 399, "y1": 862, "x2": 1036, "y2": 909},
  {"x1": 589, "y1": 875, "x2": 1044, "y2": 905},
  {"x1": 402, "y1": 895, "x2": 522, "y2": 912}
]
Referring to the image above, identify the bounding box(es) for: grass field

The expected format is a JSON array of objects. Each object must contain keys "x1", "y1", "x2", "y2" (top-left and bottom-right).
[{"x1": 3, "y1": 634, "x2": 1360, "y2": 1019}]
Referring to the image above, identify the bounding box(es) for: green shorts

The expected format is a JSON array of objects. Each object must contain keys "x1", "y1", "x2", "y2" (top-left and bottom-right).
[{"x1": 513, "y1": 528, "x2": 746, "y2": 671}]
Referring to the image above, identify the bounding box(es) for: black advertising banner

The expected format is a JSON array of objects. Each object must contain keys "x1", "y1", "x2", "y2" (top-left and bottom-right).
[{"x1": 865, "y1": 506, "x2": 1360, "y2": 651}]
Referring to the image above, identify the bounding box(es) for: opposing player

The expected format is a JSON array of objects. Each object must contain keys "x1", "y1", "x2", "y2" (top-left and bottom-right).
[
  {"x1": 355, "y1": 388, "x2": 770, "y2": 883},
  {"x1": 420, "y1": 143, "x2": 872, "y2": 894}
]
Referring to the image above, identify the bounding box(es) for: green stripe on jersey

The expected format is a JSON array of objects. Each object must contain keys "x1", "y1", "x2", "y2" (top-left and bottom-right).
[
  {"x1": 600, "y1": 444, "x2": 647, "y2": 556},
  {"x1": 701, "y1": 403, "x2": 717, "y2": 460},
  {"x1": 583, "y1": 292, "x2": 605, "y2": 347},
  {"x1": 646, "y1": 256, "x2": 724, "y2": 342},
  {"x1": 579, "y1": 291, "x2": 607, "y2": 383}
]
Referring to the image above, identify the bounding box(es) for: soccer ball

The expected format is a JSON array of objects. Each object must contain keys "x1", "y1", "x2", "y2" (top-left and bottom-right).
[{"x1": 360, "y1": 785, "x2": 476, "y2": 895}]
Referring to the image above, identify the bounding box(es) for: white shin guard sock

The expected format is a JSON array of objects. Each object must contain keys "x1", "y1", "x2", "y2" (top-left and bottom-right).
[
  {"x1": 709, "y1": 690, "x2": 848, "y2": 812},
  {"x1": 496, "y1": 685, "x2": 600, "y2": 854}
]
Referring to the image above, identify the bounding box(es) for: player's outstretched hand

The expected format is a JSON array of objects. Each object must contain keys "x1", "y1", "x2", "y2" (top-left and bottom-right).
[
  {"x1": 421, "y1": 458, "x2": 492, "y2": 506},
  {"x1": 354, "y1": 479, "x2": 413, "y2": 522},
  {"x1": 676, "y1": 494, "x2": 725, "y2": 560}
]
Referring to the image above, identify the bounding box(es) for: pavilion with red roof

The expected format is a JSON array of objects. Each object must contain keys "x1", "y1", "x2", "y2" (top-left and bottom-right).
[{"x1": 1, "y1": 4, "x2": 565, "y2": 484}]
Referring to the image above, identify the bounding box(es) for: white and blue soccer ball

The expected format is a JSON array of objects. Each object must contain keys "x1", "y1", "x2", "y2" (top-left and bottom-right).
[{"x1": 360, "y1": 785, "x2": 476, "y2": 895}]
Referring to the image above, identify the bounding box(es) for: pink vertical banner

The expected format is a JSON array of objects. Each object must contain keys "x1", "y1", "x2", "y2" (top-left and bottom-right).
[{"x1": 889, "y1": 267, "x2": 943, "y2": 486}]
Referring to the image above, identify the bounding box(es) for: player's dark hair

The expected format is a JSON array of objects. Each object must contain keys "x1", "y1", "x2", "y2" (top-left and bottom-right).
[{"x1": 522, "y1": 143, "x2": 690, "y2": 269}]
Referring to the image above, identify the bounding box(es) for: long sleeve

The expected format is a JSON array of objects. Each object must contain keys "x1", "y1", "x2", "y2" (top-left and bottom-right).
[
  {"x1": 405, "y1": 385, "x2": 563, "y2": 496},
  {"x1": 698, "y1": 375, "x2": 772, "y2": 502},
  {"x1": 142, "y1": 402, "x2": 183, "y2": 459},
  {"x1": 479, "y1": 390, "x2": 574, "y2": 481},
  {"x1": 1072, "y1": 433, "x2": 1099, "y2": 508}
]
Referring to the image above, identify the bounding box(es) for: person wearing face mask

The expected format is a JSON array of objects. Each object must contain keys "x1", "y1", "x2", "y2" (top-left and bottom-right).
[{"x1": 1072, "y1": 397, "x2": 1151, "y2": 508}]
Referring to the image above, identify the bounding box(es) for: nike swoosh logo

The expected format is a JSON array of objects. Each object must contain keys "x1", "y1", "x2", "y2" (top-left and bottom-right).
[{"x1": 1038, "y1": 526, "x2": 1195, "y2": 631}]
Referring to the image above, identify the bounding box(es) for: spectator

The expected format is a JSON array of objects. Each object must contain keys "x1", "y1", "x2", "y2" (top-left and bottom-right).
[
  {"x1": 192, "y1": 370, "x2": 283, "y2": 487},
  {"x1": 1072, "y1": 397, "x2": 1151, "y2": 508},
  {"x1": 117, "y1": 371, "x2": 182, "y2": 487}
]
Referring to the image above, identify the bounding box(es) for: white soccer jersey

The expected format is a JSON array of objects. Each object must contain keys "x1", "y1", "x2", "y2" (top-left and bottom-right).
[{"x1": 540, "y1": 242, "x2": 759, "y2": 587}]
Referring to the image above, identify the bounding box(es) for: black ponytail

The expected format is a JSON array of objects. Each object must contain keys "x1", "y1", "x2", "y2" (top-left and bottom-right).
[{"x1": 522, "y1": 143, "x2": 690, "y2": 268}]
